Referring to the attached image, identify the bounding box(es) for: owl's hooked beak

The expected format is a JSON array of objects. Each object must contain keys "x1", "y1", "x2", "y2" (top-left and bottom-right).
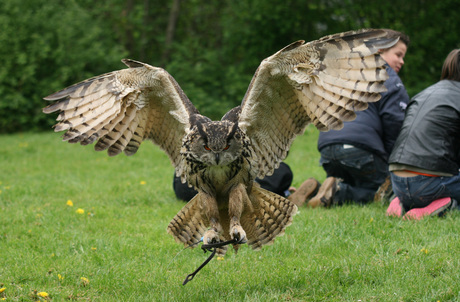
[{"x1": 215, "y1": 153, "x2": 220, "y2": 164}]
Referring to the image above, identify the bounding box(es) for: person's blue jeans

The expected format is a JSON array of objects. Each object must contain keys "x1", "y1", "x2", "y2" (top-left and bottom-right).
[
  {"x1": 319, "y1": 144, "x2": 388, "y2": 204},
  {"x1": 390, "y1": 172, "x2": 460, "y2": 211}
]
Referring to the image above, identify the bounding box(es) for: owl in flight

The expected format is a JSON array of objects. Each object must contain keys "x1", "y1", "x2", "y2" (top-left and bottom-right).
[{"x1": 44, "y1": 29, "x2": 397, "y2": 255}]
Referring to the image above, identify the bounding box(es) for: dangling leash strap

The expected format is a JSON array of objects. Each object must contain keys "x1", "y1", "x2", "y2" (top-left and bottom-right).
[{"x1": 182, "y1": 237, "x2": 244, "y2": 285}]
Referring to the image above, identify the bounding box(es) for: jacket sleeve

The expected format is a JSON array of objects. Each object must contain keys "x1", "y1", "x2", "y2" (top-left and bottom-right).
[{"x1": 378, "y1": 66, "x2": 410, "y2": 155}]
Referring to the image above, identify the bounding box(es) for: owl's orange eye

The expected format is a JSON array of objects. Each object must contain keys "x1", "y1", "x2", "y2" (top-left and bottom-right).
[
  {"x1": 204, "y1": 145, "x2": 211, "y2": 151},
  {"x1": 223, "y1": 145, "x2": 230, "y2": 150}
]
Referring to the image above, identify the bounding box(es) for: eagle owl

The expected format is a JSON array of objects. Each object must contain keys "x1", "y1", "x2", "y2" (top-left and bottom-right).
[{"x1": 43, "y1": 29, "x2": 397, "y2": 255}]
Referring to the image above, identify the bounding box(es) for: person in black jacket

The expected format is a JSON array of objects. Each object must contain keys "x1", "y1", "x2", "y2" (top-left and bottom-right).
[
  {"x1": 386, "y1": 49, "x2": 460, "y2": 218},
  {"x1": 306, "y1": 30, "x2": 410, "y2": 207}
]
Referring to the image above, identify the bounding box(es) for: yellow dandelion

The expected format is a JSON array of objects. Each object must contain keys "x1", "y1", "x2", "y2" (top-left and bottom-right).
[
  {"x1": 91, "y1": 247, "x2": 97, "y2": 251},
  {"x1": 217, "y1": 256, "x2": 225, "y2": 261},
  {"x1": 421, "y1": 248, "x2": 429, "y2": 254},
  {"x1": 80, "y1": 277, "x2": 90, "y2": 286},
  {"x1": 369, "y1": 217, "x2": 374, "y2": 223},
  {"x1": 37, "y1": 291, "x2": 48, "y2": 298},
  {"x1": 0, "y1": 287, "x2": 5, "y2": 293},
  {"x1": 58, "y1": 274, "x2": 64, "y2": 281},
  {"x1": 140, "y1": 180, "x2": 146, "y2": 185},
  {"x1": 66, "y1": 200, "x2": 74, "y2": 207},
  {"x1": 0, "y1": 298, "x2": 5, "y2": 300},
  {"x1": 76, "y1": 208, "x2": 85, "y2": 214}
]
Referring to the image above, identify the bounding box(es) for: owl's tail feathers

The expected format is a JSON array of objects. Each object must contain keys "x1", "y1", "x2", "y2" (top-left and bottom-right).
[
  {"x1": 166, "y1": 194, "x2": 228, "y2": 255},
  {"x1": 242, "y1": 186, "x2": 298, "y2": 250}
]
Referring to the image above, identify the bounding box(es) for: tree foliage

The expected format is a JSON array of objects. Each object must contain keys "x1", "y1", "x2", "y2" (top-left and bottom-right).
[
  {"x1": 1, "y1": 0, "x2": 459, "y2": 133},
  {"x1": 0, "y1": 0, "x2": 126, "y2": 132}
]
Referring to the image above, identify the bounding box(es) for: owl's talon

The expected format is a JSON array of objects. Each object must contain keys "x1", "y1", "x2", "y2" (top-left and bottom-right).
[
  {"x1": 203, "y1": 229, "x2": 220, "y2": 245},
  {"x1": 231, "y1": 225, "x2": 247, "y2": 244}
]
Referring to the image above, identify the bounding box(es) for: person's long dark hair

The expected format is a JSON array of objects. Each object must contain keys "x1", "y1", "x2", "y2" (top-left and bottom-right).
[{"x1": 441, "y1": 49, "x2": 460, "y2": 82}]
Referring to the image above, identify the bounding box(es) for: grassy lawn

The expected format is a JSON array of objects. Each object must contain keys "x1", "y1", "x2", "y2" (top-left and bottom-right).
[{"x1": 0, "y1": 127, "x2": 459, "y2": 301}]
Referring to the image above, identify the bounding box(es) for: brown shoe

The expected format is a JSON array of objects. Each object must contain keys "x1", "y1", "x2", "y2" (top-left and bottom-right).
[
  {"x1": 374, "y1": 176, "x2": 393, "y2": 204},
  {"x1": 288, "y1": 178, "x2": 320, "y2": 206},
  {"x1": 307, "y1": 177, "x2": 338, "y2": 208}
]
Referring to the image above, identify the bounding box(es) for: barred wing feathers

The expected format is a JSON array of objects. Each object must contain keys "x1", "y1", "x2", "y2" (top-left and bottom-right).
[
  {"x1": 43, "y1": 59, "x2": 199, "y2": 169},
  {"x1": 238, "y1": 29, "x2": 398, "y2": 178}
]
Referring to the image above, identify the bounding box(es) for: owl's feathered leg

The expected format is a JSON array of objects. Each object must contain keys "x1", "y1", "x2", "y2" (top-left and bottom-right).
[
  {"x1": 228, "y1": 183, "x2": 250, "y2": 245},
  {"x1": 201, "y1": 193, "x2": 224, "y2": 245}
]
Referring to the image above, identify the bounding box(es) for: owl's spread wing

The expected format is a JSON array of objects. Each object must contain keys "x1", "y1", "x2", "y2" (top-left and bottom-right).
[
  {"x1": 43, "y1": 59, "x2": 199, "y2": 169},
  {"x1": 238, "y1": 29, "x2": 398, "y2": 178}
]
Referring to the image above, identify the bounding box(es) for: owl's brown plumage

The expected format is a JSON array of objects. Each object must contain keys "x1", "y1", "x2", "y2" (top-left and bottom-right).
[{"x1": 43, "y1": 29, "x2": 398, "y2": 255}]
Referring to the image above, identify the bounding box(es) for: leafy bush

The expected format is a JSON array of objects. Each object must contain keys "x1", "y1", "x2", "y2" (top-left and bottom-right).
[{"x1": 0, "y1": 0, "x2": 126, "y2": 133}]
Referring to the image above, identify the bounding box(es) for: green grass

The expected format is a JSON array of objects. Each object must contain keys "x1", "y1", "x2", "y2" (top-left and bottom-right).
[{"x1": 1, "y1": 127, "x2": 459, "y2": 301}]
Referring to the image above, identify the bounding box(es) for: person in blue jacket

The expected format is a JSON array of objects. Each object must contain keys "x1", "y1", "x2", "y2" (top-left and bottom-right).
[{"x1": 307, "y1": 29, "x2": 410, "y2": 208}]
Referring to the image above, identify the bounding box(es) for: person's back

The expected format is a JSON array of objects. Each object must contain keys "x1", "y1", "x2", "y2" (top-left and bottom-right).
[{"x1": 390, "y1": 80, "x2": 460, "y2": 175}]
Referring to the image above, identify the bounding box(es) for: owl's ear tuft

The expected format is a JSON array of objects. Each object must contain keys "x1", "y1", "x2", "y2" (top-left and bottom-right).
[
  {"x1": 190, "y1": 114, "x2": 212, "y2": 125},
  {"x1": 195, "y1": 121, "x2": 208, "y2": 143},
  {"x1": 228, "y1": 121, "x2": 239, "y2": 140}
]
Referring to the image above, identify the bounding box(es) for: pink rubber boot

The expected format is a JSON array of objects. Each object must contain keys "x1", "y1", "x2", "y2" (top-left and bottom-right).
[
  {"x1": 386, "y1": 197, "x2": 404, "y2": 217},
  {"x1": 403, "y1": 197, "x2": 452, "y2": 220}
]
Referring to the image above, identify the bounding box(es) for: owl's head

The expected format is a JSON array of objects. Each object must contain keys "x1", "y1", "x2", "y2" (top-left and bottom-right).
[{"x1": 186, "y1": 120, "x2": 244, "y2": 166}]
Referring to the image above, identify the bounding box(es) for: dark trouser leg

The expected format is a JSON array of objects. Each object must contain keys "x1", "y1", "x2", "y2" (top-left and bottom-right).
[{"x1": 320, "y1": 144, "x2": 388, "y2": 205}]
